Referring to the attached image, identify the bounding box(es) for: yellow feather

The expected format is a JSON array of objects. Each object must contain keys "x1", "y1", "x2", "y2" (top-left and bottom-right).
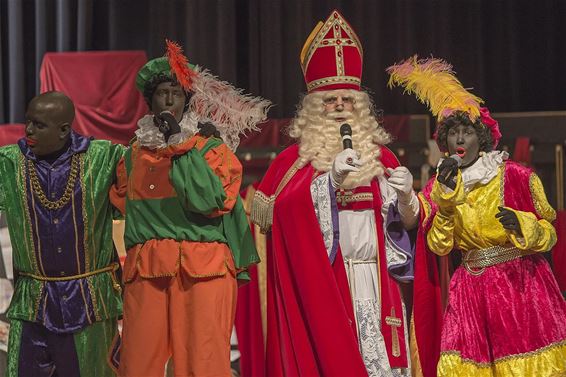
[{"x1": 387, "y1": 56, "x2": 483, "y2": 120}]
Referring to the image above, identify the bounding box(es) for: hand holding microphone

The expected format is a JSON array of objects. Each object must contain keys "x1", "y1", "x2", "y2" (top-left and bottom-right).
[
  {"x1": 436, "y1": 154, "x2": 462, "y2": 190},
  {"x1": 154, "y1": 111, "x2": 181, "y2": 142},
  {"x1": 330, "y1": 123, "x2": 362, "y2": 189}
]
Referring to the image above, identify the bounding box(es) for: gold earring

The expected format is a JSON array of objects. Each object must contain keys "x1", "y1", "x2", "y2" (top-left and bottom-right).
[
  {"x1": 444, "y1": 152, "x2": 449, "y2": 157},
  {"x1": 479, "y1": 151, "x2": 485, "y2": 157}
]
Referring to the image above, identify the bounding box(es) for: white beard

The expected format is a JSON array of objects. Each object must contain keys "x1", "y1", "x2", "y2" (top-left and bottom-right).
[{"x1": 300, "y1": 114, "x2": 386, "y2": 189}]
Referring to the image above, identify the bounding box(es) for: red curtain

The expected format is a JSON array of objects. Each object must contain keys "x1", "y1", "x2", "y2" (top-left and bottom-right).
[
  {"x1": 0, "y1": 124, "x2": 25, "y2": 146},
  {"x1": 40, "y1": 51, "x2": 149, "y2": 145}
]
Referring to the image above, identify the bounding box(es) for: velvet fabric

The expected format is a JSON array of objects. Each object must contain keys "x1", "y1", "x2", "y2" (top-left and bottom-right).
[
  {"x1": 414, "y1": 160, "x2": 566, "y2": 376},
  {"x1": 441, "y1": 254, "x2": 566, "y2": 363},
  {"x1": 302, "y1": 11, "x2": 363, "y2": 92},
  {"x1": 18, "y1": 321, "x2": 81, "y2": 377},
  {"x1": 260, "y1": 145, "x2": 367, "y2": 376},
  {"x1": 258, "y1": 143, "x2": 407, "y2": 375}
]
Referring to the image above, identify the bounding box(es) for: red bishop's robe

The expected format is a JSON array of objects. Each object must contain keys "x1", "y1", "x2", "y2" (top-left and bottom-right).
[{"x1": 254, "y1": 144, "x2": 405, "y2": 376}]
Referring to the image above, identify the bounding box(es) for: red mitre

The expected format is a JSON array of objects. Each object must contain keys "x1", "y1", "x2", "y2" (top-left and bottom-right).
[{"x1": 300, "y1": 10, "x2": 363, "y2": 93}]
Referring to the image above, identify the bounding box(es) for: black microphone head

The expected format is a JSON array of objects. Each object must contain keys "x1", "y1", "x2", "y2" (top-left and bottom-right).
[{"x1": 340, "y1": 123, "x2": 352, "y2": 136}]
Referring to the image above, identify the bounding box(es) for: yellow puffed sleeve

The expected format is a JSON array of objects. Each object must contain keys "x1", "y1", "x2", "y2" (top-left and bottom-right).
[
  {"x1": 507, "y1": 173, "x2": 557, "y2": 252},
  {"x1": 426, "y1": 172, "x2": 467, "y2": 255}
]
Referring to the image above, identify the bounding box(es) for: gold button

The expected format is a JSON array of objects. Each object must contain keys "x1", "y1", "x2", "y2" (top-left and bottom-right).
[
  {"x1": 149, "y1": 184, "x2": 155, "y2": 190},
  {"x1": 149, "y1": 167, "x2": 155, "y2": 172},
  {"x1": 53, "y1": 218, "x2": 59, "y2": 224}
]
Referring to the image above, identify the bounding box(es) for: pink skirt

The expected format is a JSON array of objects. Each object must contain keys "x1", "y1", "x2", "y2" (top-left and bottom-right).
[{"x1": 438, "y1": 254, "x2": 566, "y2": 376}]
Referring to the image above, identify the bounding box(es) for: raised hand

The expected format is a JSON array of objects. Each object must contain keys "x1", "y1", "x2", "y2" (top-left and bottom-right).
[
  {"x1": 153, "y1": 111, "x2": 181, "y2": 141},
  {"x1": 386, "y1": 166, "x2": 414, "y2": 203},
  {"x1": 436, "y1": 157, "x2": 459, "y2": 190},
  {"x1": 330, "y1": 149, "x2": 362, "y2": 189}
]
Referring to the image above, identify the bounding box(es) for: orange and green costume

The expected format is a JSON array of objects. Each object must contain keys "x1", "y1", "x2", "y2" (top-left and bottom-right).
[{"x1": 110, "y1": 134, "x2": 258, "y2": 377}]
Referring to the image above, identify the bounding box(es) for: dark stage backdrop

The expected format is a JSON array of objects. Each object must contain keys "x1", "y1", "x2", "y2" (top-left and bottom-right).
[{"x1": 1, "y1": 0, "x2": 565, "y2": 124}]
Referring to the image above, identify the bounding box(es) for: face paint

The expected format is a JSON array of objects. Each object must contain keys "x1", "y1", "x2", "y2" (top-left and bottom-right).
[
  {"x1": 446, "y1": 123, "x2": 480, "y2": 167},
  {"x1": 25, "y1": 101, "x2": 69, "y2": 157},
  {"x1": 151, "y1": 81, "x2": 187, "y2": 123}
]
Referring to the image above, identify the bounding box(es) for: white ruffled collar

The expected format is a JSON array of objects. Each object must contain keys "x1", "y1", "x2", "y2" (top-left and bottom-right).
[
  {"x1": 438, "y1": 150, "x2": 509, "y2": 192},
  {"x1": 135, "y1": 113, "x2": 199, "y2": 149}
]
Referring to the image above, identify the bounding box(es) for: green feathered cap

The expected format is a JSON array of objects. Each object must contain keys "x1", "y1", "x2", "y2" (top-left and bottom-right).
[{"x1": 135, "y1": 56, "x2": 196, "y2": 93}]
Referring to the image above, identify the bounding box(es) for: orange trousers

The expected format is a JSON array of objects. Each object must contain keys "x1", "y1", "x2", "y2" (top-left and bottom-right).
[{"x1": 119, "y1": 269, "x2": 237, "y2": 377}]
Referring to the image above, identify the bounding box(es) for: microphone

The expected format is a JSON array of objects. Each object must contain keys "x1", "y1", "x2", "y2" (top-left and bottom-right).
[
  {"x1": 438, "y1": 154, "x2": 463, "y2": 182},
  {"x1": 340, "y1": 123, "x2": 353, "y2": 150},
  {"x1": 448, "y1": 154, "x2": 463, "y2": 167}
]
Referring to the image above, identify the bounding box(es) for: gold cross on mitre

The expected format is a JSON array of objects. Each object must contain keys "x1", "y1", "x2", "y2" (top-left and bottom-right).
[
  {"x1": 385, "y1": 307, "x2": 402, "y2": 357},
  {"x1": 300, "y1": 10, "x2": 364, "y2": 92}
]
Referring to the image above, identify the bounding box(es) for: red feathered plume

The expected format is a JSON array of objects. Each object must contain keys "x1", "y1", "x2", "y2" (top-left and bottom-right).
[{"x1": 165, "y1": 39, "x2": 196, "y2": 91}]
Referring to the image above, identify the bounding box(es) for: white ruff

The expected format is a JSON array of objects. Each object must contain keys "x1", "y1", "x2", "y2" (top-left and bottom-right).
[
  {"x1": 135, "y1": 113, "x2": 199, "y2": 149},
  {"x1": 437, "y1": 150, "x2": 509, "y2": 192}
]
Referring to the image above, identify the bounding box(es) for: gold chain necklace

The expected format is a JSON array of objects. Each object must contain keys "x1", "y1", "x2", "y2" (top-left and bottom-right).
[{"x1": 27, "y1": 154, "x2": 80, "y2": 210}]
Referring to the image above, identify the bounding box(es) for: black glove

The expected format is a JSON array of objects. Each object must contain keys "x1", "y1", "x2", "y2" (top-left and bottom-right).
[
  {"x1": 495, "y1": 206, "x2": 522, "y2": 235},
  {"x1": 154, "y1": 111, "x2": 181, "y2": 142},
  {"x1": 197, "y1": 122, "x2": 221, "y2": 139},
  {"x1": 436, "y1": 157, "x2": 459, "y2": 190}
]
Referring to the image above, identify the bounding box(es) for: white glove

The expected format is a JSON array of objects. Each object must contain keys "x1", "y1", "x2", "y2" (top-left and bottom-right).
[
  {"x1": 386, "y1": 167, "x2": 414, "y2": 203},
  {"x1": 330, "y1": 149, "x2": 362, "y2": 189},
  {"x1": 387, "y1": 167, "x2": 419, "y2": 229}
]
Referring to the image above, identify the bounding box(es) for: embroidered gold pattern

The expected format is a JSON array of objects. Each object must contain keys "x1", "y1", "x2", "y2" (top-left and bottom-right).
[
  {"x1": 440, "y1": 339, "x2": 566, "y2": 368},
  {"x1": 529, "y1": 173, "x2": 556, "y2": 222},
  {"x1": 251, "y1": 159, "x2": 302, "y2": 233},
  {"x1": 18, "y1": 154, "x2": 39, "y2": 273},
  {"x1": 307, "y1": 76, "x2": 361, "y2": 92},
  {"x1": 335, "y1": 190, "x2": 373, "y2": 206},
  {"x1": 385, "y1": 307, "x2": 402, "y2": 357},
  {"x1": 303, "y1": 11, "x2": 363, "y2": 75}
]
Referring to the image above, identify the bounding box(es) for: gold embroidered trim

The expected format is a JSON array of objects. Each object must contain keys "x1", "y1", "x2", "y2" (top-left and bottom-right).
[
  {"x1": 97, "y1": 286, "x2": 109, "y2": 319},
  {"x1": 529, "y1": 173, "x2": 556, "y2": 222},
  {"x1": 80, "y1": 276, "x2": 94, "y2": 324},
  {"x1": 251, "y1": 159, "x2": 302, "y2": 233},
  {"x1": 307, "y1": 75, "x2": 361, "y2": 92},
  {"x1": 303, "y1": 11, "x2": 363, "y2": 75},
  {"x1": 335, "y1": 191, "x2": 373, "y2": 206},
  {"x1": 441, "y1": 339, "x2": 566, "y2": 367},
  {"x1": 33, "y1": 281, "x2": 44, "y2": 322},
  {"x1": 19, "y1": 154, "x2": 39, "y2": 273},
  {"x1": 499, "y1": 165, "x2": 505, "y2": 206},
  {"x1": 250, "y1": 190, "x2": 274, "y2": 234},
  {"x1": 19, "y1": 263, "x2": 120, "y2": 282}
]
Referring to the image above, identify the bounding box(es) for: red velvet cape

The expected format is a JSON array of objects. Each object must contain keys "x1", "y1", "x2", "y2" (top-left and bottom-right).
[{"x1": 258, "y1": 144, "x2": 401, "y2": 376}]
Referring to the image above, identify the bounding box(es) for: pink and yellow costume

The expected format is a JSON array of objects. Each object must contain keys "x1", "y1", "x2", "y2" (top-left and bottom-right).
[{"x1": 420, "y1": 152, "x2": 566, "y2": 376}]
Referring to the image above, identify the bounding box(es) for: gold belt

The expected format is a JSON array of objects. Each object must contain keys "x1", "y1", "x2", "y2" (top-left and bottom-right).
[
  {"x1": 462, "y1": 245, "x2": 532, "y2": 275},
  {"x1": 19, "y1": 263, "x2": 122, "y2": 291}
]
